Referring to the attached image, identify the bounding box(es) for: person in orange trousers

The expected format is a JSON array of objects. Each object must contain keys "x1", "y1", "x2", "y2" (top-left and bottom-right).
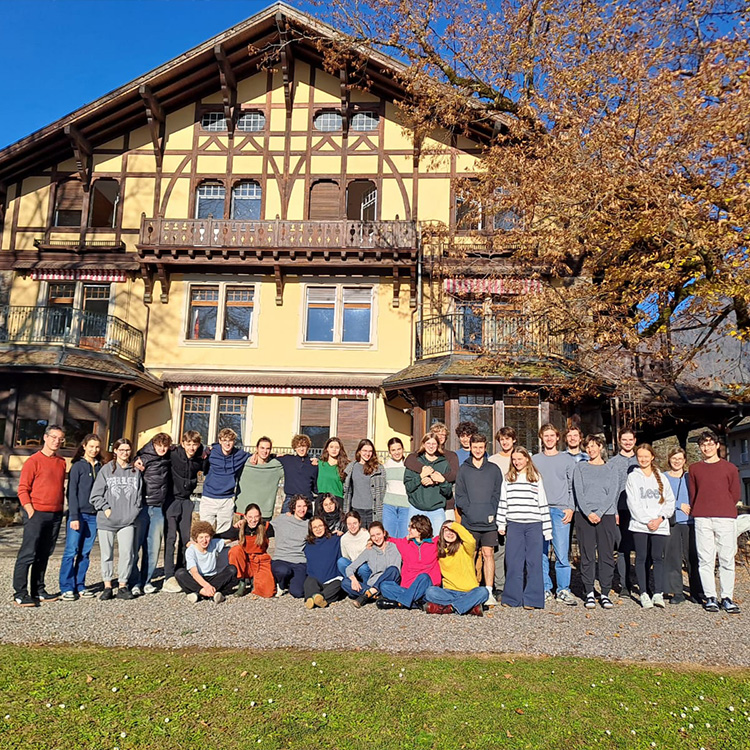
[{"x1": 226, "y1": 503, "x2": 276, "y2": 597}]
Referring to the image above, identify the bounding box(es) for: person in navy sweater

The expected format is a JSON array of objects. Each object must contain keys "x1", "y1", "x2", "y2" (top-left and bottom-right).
[
  {"x1": 303, "y1": 517, "x2": 344, "y2": 608},
  {"x1": 200, "y1": 428, "x2": 251, "y2": 533},
  {"x1": 59, "y1": 434, "x2": 102, "y2": 600},
  {"x1": 278, "y1": 434, "x2": 318, "y2": 513}
]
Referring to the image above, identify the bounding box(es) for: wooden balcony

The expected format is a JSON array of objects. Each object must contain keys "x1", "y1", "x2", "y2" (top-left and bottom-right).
[
  {"x1": 0, "y1": 305, "x2": 144, "y2": 364},
  {"x1": 137, "y1": 216, "x2": 418, "y2": 262},
  {"x1": 415, "y1": 312, "x2": 574, "y2": 361}
]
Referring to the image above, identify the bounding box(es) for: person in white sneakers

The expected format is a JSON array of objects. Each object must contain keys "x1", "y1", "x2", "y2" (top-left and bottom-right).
[
  {"x1": 688, "y1": 431, "x2": 741, "y2": 614},
  {"x1": 625, "y1": 444, "x2": 675, "y2": 609}
]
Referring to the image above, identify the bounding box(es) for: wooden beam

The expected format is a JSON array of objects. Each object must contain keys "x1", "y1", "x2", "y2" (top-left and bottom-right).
[
  {"x1": 277, "y1": 10, "x2": 295, "y2": 117},
  {"x1": 409, "y1": 265, "x2": 417, "y2": 309},
  {"x1": 392, "y1": 266, "x2": 401, "y2": 308},
  {"x1": 156, "y1": 263, "x2": 171, "y2": 304},
  {"x1": 214, "y1": 44, "x2": 237, "y2": 137},
  {"x1": 140, "y1": 265, "x2": 154, "y2": 304},
  {"x1": 340, "y1": 66, "x2": 349, "y2": 138},
  {"x1": 274, "y1": 264, "x2": 284, "y2": 305},
  {"x1": 63, "y1": 125, "x2": 91, "y2": 190},
  {"x1": 138, "y1": 84, "x2": 165, "y2": 167}
]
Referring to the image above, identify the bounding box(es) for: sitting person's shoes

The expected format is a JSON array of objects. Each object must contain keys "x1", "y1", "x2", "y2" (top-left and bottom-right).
[
  {"x1": 467, "y1": 604, "x2": 483, "y2": 617},
  {"x1": 312, "y1": 594, "x2": 327, "y2": 608},
  {"x1": 376, "y1": 599, "x2": 403, "y2": 610},
  {"x1": 422, "y1": 602, "x2": 452, "y2": 615},
  {"x1": 352, "y1": 589, "x2": 377, "y2": 608},
  {"x1": 235, "y1": 580, "x2": 248, "y2": 598},
  {"x1": 162, "y1": 577, "x2": 183, "y2": 594}
]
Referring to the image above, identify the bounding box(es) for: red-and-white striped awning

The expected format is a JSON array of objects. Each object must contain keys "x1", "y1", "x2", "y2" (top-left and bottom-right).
[
  {"x1": 177, "y1": 385, "x2": 370, "y2": 397},
  {"x1": 444, "y1": 277, "x2": 542, "y2": 296},
  {"x1": 30, "y1": 269, "x2": 127, "y2": 283}
]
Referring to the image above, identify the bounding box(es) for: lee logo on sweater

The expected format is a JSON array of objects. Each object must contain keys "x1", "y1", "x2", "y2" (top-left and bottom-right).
[{"x1": 639, "y1": 487, "x2": 661, "y2": 500}]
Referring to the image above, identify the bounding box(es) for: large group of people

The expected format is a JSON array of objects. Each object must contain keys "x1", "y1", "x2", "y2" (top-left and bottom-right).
[{"x1": 11, "y1": 419, "x2": 745, "y2": 617}]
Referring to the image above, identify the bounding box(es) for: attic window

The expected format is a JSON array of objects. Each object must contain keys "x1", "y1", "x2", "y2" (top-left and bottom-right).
[
  {"x1": 237, "y1": 111, "x2": 266, "y2": 132},
  {"x1": 314, "y1": 111, "x2": 343, "y2": 132},
  {"x1": 351, "y1": 112, "x2": 379, "y2": 131},
  {"x1": 201, "y1": 112, "x2": 228, "y2": 131}
]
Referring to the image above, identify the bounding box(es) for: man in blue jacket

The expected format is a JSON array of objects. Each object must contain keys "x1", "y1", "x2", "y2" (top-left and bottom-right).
[{"x1": 454, "y1": 434, "x2": 504, "y2": 606}]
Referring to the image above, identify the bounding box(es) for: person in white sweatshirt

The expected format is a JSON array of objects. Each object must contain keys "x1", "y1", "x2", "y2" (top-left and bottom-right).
[
  {"x1": 625, "y1": 444, "x2": 675, "y2": 609},
  {"x1": 496, "y1": 447, "x2": 552, "y2": 609}
]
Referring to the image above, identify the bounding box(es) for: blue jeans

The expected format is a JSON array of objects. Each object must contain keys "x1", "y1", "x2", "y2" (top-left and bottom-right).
[
  {"x1": 408, "y1": 505, "x2": 446, "y2": 532},
  {"x1": 382, "y1": 504, "x2": 410, "y2": 538},
  {"x1": 337, "y1": 557, "x2": 372, "y2": 583},
  {"x1": 130, "y1": 506, "x2": 165, "y2": 588},
  {"x1": 424, "y1": 585, "x2": 489, "y2": 614},
  {"x1": 58, "y1": 513, "x2": 98, "y2": 594},
  {"x1": 341, "y1": 565, "x2": 400, "y2": 598},
  {"x1": 504, "y1": 521, "x2": 544, "y2": 608},
  {"x1": 542, "y1": 507, "x2": 572, "y2": 593},
  {"x1": 380, "y1": 573, "x2": 431, "y2": 608}
]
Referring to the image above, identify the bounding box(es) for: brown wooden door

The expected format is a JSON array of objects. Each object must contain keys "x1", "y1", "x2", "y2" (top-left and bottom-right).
[{"x1": 309, "y1": 180, "x2": 340, "y2": 220}]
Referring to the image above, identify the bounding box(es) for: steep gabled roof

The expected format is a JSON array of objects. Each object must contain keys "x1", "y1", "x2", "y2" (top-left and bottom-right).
[{"x1": 0, "y1": 2, "x2": 495, "y2": 186}]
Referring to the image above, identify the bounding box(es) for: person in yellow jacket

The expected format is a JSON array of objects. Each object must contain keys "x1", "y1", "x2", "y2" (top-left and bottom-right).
[{"x1": 423, "y1": 521, "x2": 489, "y2": 616}]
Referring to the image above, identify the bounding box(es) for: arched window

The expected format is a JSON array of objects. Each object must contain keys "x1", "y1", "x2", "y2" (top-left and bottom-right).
[
  {"x1": 346, "y1": 180, "x2": 377, "y2": 221},
  {"x1": 195, "y1": 182, "x2": 226, "y2": 220},
  {"x1": 237, "y1": 111, "x2": 266, "y2": 132},
  {"x1": 351, "y1": 112, "x2": 379, "y2": 132},
  {"x1": 231, "y1": 181, "x2": 262, "y2": 220},
  {"x1": 313, "y1": 110, "x2": 343, "y2": 132},
  {"x1": 53, "y1": 179, "x2": 84, "y2": 227},
  {"x1": 88, "y1": 179, "x2": 120, "y2": 228}
]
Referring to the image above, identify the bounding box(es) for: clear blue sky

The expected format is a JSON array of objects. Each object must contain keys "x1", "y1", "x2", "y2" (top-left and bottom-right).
[{"x1": 0, "y1": 0, "x2": 317, "y2": 150}]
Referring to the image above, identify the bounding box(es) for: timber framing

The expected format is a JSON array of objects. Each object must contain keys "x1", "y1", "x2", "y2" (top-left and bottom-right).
[
  {"x1": 0, "y1": 2, "x2": 500, "y2": 186},
  {"x1": 214, "y1": 44, "x2": 237, "y2": 137},
  {"x1": 138, "y1": 84, "x2": 165, "y2": 167},
  {"x1": 63, "y1": 125, "x2": 91, "y2": 189}
]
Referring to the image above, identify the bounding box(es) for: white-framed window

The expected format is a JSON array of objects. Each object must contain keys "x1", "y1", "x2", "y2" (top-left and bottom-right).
[
  {"x1": 351, "y1": 111, "x2": 379, "y2": 131},
  {"x1": 180, "y1": 393, "x2": 249, "y2": 445},
  {"x1": 186, "y1": 282, "x2": 256, "y2": 342},
  {"x1": 304, "y1": 285, "x2": 373, "y2": 344},
  {"x1": 314, "y1": 111, "x2": 343, "y2": 132},
  {"x1": 200, "y1": 112, "x2": 228, "y2": 131},
  {"x1": 231, "y1": 181, "x2": 262, "y2": 220},
  {"x1": 195, "y1": 182, "x2": 226, "y2": 219},
  {"x1": 237, "y1": 111, "x2": 266, "y2": 132}
]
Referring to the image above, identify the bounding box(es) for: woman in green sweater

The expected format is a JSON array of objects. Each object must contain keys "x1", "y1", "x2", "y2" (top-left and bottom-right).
[
  {"x1": 316, "y1": 437, "x2": 349, "y2": 502},
  {"x1": 237, "y1": 437, "x2": 284, "y2": 521},
  {"x1": 403, "y1": 432, "x2": 453, "y2": 532}
]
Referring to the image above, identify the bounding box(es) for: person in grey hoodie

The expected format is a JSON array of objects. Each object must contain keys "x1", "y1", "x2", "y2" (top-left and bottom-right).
[
  {"x1": 532, "y1": 423, "x2": 576, "y2": 605},
  {"x1": 454, "y1": 433, "x2": 503, "y2": 606},
  {"x1": 572, "y1": 435, "x2": 619, "y2": 609},
  {"x1": 90, "y1": 438, "x2": 143, "y2": 601},
  {"x1": 343, "y1": 521, "x2": 402, "y2": 606}
]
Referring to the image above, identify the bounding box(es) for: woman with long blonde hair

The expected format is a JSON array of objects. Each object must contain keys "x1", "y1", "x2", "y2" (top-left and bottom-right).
[{"x1": 625, "y1": 444, "x2": 675, "y2": 609}]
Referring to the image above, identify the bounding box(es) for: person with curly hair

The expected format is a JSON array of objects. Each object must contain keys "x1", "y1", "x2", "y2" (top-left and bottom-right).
[{"x1": 343, "y1": 439, "x2": 386, "y2": 526}]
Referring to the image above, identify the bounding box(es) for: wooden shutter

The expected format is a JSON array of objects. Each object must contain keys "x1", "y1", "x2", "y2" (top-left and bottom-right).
[
  {"x1": 55, "y1": 180, "x2": 84, "y2": 211},
  {"x1": 300, "y1": 398, "x2": 331, "y2": 427},
  {"x1": 309, "y1": 180, "x2": 340, "y2": 220},
  {"x1": 337, "y1": 399, "x2": 368, "y2": 455}
]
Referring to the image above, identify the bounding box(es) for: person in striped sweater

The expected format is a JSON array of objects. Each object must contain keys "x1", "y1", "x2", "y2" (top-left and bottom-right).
[{"x1": 496, "y1": 447, "x2": 552, "y2": 609}]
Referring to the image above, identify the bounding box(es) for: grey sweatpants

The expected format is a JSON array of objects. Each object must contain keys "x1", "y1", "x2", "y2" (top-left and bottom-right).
[{"x1": 98, "y1": 526, "x2": 136, "y2": 586}]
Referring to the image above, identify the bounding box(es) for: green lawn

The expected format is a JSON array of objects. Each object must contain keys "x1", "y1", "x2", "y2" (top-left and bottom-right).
[{"x1": 0, "y1": 646, "x2": 748, "y2": 749}]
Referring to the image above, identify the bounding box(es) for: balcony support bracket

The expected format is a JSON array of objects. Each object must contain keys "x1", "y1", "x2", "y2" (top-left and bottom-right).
[
  {"x1": 140, "y1": 265, "x2": 154, "y2": 304},
  {"x1": 340, "y1": 66, "x2": 349, "y2": 138},
  {"x1": 392, "y1": 266, "x2": 401, "y2": 308},
  {"x1": 274, "y1": 264, "x2": 284, "y2": 306},
  {"x1": 156, "y1": 263, "x2": 171, "y2": 304},
  {"x1": 409, "y1": 266, "x2": 417, "y2": 309},
  {"x1": 215, "y1": 44, "x2": 237, "y2": 138},
  {"x1": 138, "y1": 84, "x2": 165, "y2": 168},
  {"x1": 63, "y1": 125, "x2": 91, "y2": 190}
]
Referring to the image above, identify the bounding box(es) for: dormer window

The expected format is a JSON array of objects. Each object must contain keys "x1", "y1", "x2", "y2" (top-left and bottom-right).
[
  {"x1": 351, "y1": 112, "x2": 379, "y2": 131},
  {"x1": 237, "y1": 111, "x2": 266, "y2": 132},
  {"x1": 314, "y1": 111, "x2": 343, "y2": 132},
  {"x1": 200, "y1": 112, "x2": 228, "y2": 131}
]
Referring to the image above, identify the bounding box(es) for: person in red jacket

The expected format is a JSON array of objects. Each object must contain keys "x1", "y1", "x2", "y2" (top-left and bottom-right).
[
  {"x1": 12, "y1": 424, "x2": 67, "y2": 607},
  {"x1": 688, "y1": 431, "x2": 741, "y2": 614},
  {"x1": 376, "y1": 514, "x2": 440, "y2": 609}
]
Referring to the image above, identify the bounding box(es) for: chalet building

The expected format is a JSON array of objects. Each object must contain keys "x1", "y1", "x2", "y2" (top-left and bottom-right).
[{"x1": 0, "y1": 3, "x2": 738, "y2": 496}]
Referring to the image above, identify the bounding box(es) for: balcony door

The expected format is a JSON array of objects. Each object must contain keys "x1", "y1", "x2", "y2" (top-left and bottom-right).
[
  {"x1": 346, "y1": 180, "x2": 377, "y2": 221},
  {"x1": 45, "y1": 282, "x2": 75, "y2": 340},
  {"x1": 309, "y1": 180, "x2": 340, "y2": 220}
]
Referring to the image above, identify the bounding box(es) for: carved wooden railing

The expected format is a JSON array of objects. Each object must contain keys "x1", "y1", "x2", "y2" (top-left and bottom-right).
[{"x1": 139, "y1": 216, "x2": 417, "y2": 251}]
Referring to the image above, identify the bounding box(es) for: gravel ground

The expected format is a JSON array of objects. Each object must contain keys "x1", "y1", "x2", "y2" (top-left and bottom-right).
[{"x1": 1, "y1": 525, "x2": 749, "y2": 666}]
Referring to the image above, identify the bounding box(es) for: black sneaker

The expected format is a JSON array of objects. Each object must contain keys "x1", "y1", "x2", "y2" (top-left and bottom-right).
[
  {"x1": 721, "y1": 597, "x2": 740, "y2": 614},
  {"x1": 116, "y1": 588, "x2": 134, "y2": 601},
  {"x1": 100, "y1": 588, "x2": 115, "y2": 601},
  {"x1": 376, "y1": 599, "x2": 403, "y2": 610},
  {"x1": 36, "y1": 590, "x2": 59, "y2": 603},
  {"x1": 235, "y1": 580, "x2": 248, "y2": 598},
  {"x1": 13, "y1": 594, "x2": 38, "y2": 607},
  {"x1": 704, "y1": 597, "x2": 720, "y2": 612}
]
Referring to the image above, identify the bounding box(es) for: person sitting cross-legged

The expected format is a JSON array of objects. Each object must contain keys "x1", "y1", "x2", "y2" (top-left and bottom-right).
[{"x1": 175, "y1": 521, "x2": 237, "y2": 604}]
